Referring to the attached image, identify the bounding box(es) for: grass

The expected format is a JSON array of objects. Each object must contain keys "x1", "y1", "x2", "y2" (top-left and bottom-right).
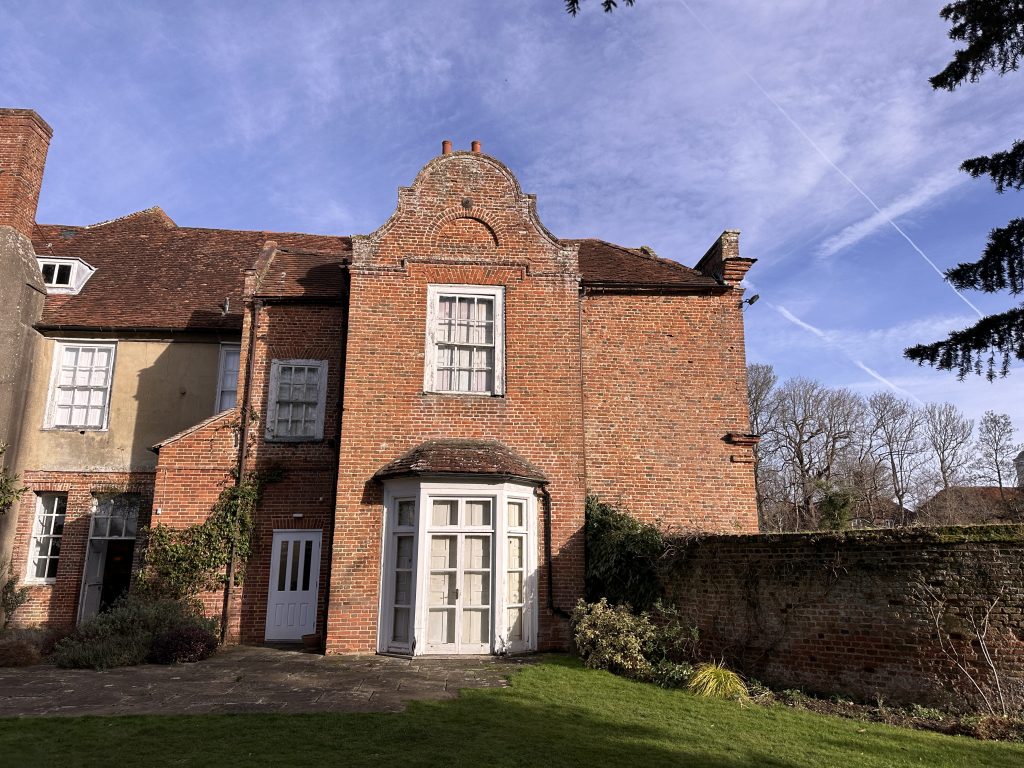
[{"x1": 1, "y1": 656, "x2": 1021, "y2": 767}]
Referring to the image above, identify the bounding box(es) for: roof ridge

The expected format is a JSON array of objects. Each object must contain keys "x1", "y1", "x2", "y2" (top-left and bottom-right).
[
  {"x1": 174, "y1": 225, "x2": 353, "y2": 241},
  {"x1": 84, "y1": 206, "x2": 176, "y2": 230},
  {"x1": 572, "y1": 237, "x2": 703, "y2": 275}
]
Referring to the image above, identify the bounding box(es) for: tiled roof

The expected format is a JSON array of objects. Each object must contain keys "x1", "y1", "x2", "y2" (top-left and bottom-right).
[
  {"x1": 151, "y1": 408, "x2": 235, "y2": 451},
  {"x1": 30, "y1": 211, "x2": 720, "y2": 332},
  {"x1": 254, "y1": 247, "x2": 348, "y2": 300},
  {"x1": 568, "y1": 238, "x2": 722, "y2": 290},
  {"x1": 32, "y1": 208, "x2": 350, "y2": 332},
  {"x1": 374, "y1": 439, "x2": 547, "y2": 482}
]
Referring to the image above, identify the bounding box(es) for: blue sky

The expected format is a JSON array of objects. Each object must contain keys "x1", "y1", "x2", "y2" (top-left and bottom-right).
[{"x1": 3, "y1": 0, "x2": 1021, "y2": 433}]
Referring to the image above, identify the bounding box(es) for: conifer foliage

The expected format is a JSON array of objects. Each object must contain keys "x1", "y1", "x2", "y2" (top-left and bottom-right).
[{"x1": 905, "y1": 1, "x2": 1024, "y2": 379}]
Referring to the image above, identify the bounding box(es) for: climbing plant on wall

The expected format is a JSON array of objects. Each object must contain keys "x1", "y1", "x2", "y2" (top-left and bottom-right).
[
  {"x1": 0, "y1": 444, "x2": 26, "y2": 517},
  {"x1": 139, "y1": 468, "x2": 282, "y2": 600},
  {"x1": 584, "y1": 495, "x2": 665, "y2": 610}
]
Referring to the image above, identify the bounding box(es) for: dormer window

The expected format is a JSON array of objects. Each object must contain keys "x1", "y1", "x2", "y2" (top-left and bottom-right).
[
  {"x1": 41, "y1": 261, "x2": 73, "y2": 287},
  {"x1": 35, "y1": 257, "x2": 96, "y2": 295}
]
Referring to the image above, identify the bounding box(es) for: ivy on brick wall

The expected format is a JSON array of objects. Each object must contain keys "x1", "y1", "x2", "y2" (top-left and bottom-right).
[
  {"x1": 584, "y1": 496, "x2": 665, "y2": 611},
  {"x1": 139, "y1": 468, "x2": 282, "y2": 600},
  {"x1": 0, "y1": 444, "x2": 26, "y2": 517}
]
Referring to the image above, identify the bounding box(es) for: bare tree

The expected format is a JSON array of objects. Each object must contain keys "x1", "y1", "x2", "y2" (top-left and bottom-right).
[
  {"x1": 768, "y1": 378, "x2": 864, "y2": 530},
  {"x1": 975, "y1": 410, "x2": 1021, "y2": 499},
  {"x1": 747, "y1": 364, "x2": 779, "y2": 529},
  {"x1": 834, "y1": 424, "x2": 892, "y2": 527},
  {"x1": 924, "y1": 402, "x2": 975, "y2": 491},
  {"x1": 867, "y1": 392, "x2": 928, "y2": 526}
]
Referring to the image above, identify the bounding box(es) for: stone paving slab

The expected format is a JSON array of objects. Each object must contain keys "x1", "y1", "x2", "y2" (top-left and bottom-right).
[{"x1": 0, "y1": 646, "x2": 533, "y2": 717}]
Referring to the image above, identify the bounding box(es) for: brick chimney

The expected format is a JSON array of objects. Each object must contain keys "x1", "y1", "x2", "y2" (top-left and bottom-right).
[
  {"x1": 0, "y1": 109, "x2": 53, "y2": 239},
  {"x1": 695, "y1": 230, "x2": 756, "y2": 287}
]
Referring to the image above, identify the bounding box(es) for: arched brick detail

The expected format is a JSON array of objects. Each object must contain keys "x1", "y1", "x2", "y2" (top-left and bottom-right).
[{"x1": 428, "y1": 207, "x2": 502, "y2": 248}]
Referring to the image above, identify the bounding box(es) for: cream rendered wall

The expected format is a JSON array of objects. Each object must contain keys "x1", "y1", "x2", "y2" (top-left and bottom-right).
[{"x1": 18, "y1": 337, "x2": 228, "y2": 472}]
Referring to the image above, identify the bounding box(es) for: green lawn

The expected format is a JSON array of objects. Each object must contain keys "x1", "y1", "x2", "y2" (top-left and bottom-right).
[{"x1": 1, "y1": 657, "x2": 1020, "y2": 767}]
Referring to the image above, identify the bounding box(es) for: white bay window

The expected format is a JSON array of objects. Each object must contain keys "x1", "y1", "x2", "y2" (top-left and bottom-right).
[{"x1": 379, "y1": 478, "x2": 537, "y2": 655}]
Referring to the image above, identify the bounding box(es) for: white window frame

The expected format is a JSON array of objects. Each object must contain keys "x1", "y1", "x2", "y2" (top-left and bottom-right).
[
  {"x1": 215, "y1": 343, "x2": 242, "y2": 413},
  {"x1": 35, "y1": 256, "x2": 96, "y2": 295},
  {"x1": 44, "y1": 340, "x2": 117, "y2": 431},
  {"x1": 25, "y1": 493, "x2": 68, "y2": 584},
  {"x1": 265, "y1": 359, "x2": 328, "y2": 442},
  {"x1": 423, "y1": 284, "x2": 505, "y2": 396},
  {"x1": 378, "y1": 477, "x2": 538, "y2": 656}
]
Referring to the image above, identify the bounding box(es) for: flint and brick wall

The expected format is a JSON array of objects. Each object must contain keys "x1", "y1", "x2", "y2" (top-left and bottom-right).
[
  {"x1": 10, "y1": 471, "x2": 154, "y2": 628},
  {"x1": 582, "y1": 291, "x2": 757, "y2": 532},
  {"x1": 661, "y1": 526, "x2": 1024, "y2": 713}
]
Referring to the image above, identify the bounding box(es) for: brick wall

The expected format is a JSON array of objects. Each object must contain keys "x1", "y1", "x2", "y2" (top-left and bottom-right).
[
  {"x1": 0, "y1": 109, "x2": 51, "y2": 238},
  {"x1": 236, "y1": 302, "x2": 343, "y2": 643},
  {"x1": 582, "y1": 290, "x2": 757, "y2": 532},
  {"x1": 9, "y1": 471, "x2": 154, "y2": 628},
  {"x1": 330, "y1": 150, "x2": 587, "y2": 653},
  {"x1": 660, "y1": 526, "x2": 1024, "y2": 713},
  {"x1": 151, "y1": 411, "x2": 238, "y2": 628},
  {"x1": 152, "y1": 301, "x2": 344, "y2": 643}
]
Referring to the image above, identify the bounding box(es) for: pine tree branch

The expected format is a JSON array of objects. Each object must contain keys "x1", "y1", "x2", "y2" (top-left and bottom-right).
[
  {"x1": 566, "y1": 0, "x2": 635, "y2": 16},
  {"x1": 961, "y1": 140, "x2": 1024, "y2": 192},
  {"x1": 905, "y1": 304, "x2": 1024, "y2": 380},
  {"x1": 945, "y1": 218, "x2": 1024, "y2": 294},
  {"x1": 930, "y1": 1, "x2": 1024, "y2": 90}
]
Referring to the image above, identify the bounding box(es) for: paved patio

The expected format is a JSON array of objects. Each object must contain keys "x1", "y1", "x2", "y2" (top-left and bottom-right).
[{"x1": 0, "y1": 646, "x2": 533, "y2": 717}]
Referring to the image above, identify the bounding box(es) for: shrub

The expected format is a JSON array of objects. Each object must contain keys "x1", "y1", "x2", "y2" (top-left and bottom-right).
[
  {"x1": 0, "y1": 627, "x2": 65, "y2": 667},
  {"x1": 687, "y1": 661, "x2": 749, "y2": 701},
  {"x1": 584, "y1": 497, "x2": 664, "y2": 611},
  {"x1": 150, "y1": 623, "x2": 218, "y2": 664},
  {"x1": 53, "y1": 595, "x2": 218, "y2": 670},
  {"x1": 645, "y1": 660, "x2": 694, "y2": 689},
  {"x1": 0, "y1": 635, "x2": 41, "y2": 666},
  {"x1": 572, "y1": 598, "x2": 658, "y2": 678}
]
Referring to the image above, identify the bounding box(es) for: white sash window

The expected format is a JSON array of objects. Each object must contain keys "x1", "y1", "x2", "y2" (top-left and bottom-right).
[
  {"x1": 424, "y1": 285, "x2": 505, "y2": 396},
  {"x1": 45, "y1": 341, "x2": 116, "y2": 430}
]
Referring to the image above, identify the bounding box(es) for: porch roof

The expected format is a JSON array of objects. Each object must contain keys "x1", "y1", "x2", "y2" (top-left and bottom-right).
[{"x1": 373, "y1": 439, "x2": 547, "y2": 483}]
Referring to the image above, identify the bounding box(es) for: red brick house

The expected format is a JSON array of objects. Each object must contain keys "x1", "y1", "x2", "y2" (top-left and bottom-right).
[{"x1": 1, "y1": 109, "x2": 757, "y2": 655}]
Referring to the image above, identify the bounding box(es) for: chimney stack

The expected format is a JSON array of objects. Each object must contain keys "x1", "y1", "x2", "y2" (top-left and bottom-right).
[
  {"x1": 471, "y1": 140, "x2": 481, "y2": 153},
  {"x1": 0, "y1": 109, "x2": 52, "y2": 240},
  {"x1": 441, "y1": 140, "x2": 452, "y2": 155},
  {"x1": 1015, "y1": 449, "x2": 1024, "y2": 489}
]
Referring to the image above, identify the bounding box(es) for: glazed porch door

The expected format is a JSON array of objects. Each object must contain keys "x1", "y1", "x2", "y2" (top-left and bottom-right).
[
  {"x1": 425, "y1": 499, "x2": 493, "y2": 654},
  {"x1": 265, "y1": 530, "x2": 321, "y2": 641}
]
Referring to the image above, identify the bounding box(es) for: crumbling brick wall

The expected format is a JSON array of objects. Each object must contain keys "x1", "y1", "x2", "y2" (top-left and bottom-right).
[{"x1": 661, "y1": 526, "x2": 1024, "y2": 713}]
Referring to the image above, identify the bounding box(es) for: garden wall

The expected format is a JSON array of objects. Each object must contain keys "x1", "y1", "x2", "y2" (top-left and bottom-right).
[{"x1": 660, "y1": 525, "x2": 1024, "y2": 714}]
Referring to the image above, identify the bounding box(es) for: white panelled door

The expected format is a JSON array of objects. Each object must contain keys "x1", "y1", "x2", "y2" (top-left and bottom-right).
[{"x1": 265, "y1": 530, "x2": 321, "y2": 641}]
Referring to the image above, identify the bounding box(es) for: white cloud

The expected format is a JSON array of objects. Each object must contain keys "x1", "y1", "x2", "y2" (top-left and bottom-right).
[
  {"x1": 772, "y1": 303, "x2": 922, "y2": 402},
  {"x1": 818, "y1": 170, "x2": 965, "y2": 258}
]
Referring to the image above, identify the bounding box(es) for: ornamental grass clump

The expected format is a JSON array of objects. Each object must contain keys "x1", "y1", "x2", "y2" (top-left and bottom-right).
[{"x1": 687, "y1": 661, "x2": 749, "y2": 702}]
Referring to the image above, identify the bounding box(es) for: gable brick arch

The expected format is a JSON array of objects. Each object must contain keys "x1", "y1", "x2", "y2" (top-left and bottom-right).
[{"x1": 429, "y1": 208, "x2": 501, "y2": 249}]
